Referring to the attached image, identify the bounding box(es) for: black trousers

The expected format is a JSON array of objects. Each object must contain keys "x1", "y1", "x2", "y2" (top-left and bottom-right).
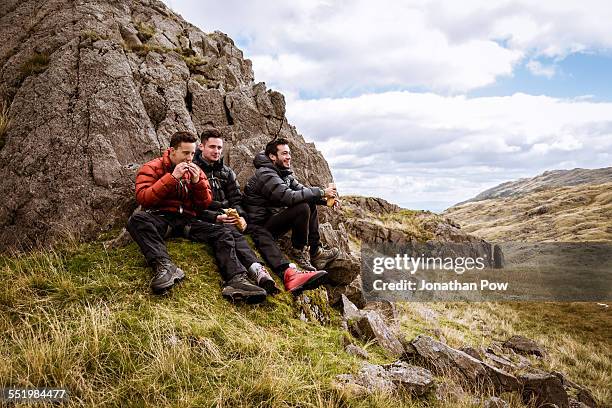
[
  {"x1": 248, "y1": 202, "x2": 321, "y2": 275},
  {"x1": 126, "y1": 211, "x2": 247, "y2": 281},
  {"x1": 226, "y1": 224, "x2": 260, "y2": 268}
]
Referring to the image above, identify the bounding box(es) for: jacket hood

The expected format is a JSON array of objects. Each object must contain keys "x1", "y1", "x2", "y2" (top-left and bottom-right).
[
  {"x1": 252, "y1": 152, "x2": 273, "y2": 169},
  {"x1": 253, "y1": 152, "x2": 293, "y2": 176}
]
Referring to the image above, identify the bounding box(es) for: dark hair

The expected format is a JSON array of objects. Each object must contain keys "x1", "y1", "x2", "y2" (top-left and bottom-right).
[
  {"x1": 265, "y1": 138, "x2": 290, "y2": 157},
  {"x1": 200, "y1": 128, "x2": 223, "y2": 144},
  {"x1": 169, "y1": 131, "x2": 198, "y2": 148}
]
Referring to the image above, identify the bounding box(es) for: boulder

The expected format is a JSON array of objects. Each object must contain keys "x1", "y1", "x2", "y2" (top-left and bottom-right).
[
  {"x1": 519, "y1": 372, "x2": 569, "y2": 408},
  {"x1": 411, "y1": 335, "x2": 520, "y2": 393},
  {"x1": 349, "y1": 311, "x2": 405, "y2": 358},
  {"x1": 503, "y1": 335, "x2": 546, "y2": 358},
  {"x1": 335, "y1": 361, "x2": 434, "y2": 397}
]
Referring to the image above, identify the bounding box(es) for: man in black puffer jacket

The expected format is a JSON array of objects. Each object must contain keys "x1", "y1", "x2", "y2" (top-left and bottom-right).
[
  {"x1": 244, "y1": 137, "x2": 340, "y2": 293},
  {"x1": 194, "y1": 129, "x2": 279, "y2": 295}
]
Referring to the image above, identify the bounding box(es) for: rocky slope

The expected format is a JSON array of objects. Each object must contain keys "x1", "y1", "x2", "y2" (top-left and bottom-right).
[
  {"x1": 0, "y1": 0, "x2": 332, "y2": 250},
  {"x1": 444, "y1": 168, "x2": 612, "y2": 242}
]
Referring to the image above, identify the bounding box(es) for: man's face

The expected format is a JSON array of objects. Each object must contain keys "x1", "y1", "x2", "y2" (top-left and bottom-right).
[
  {"x1": 269, "y1": 144, "x2": 291, "y2": 169},
  {"x1": 201, "y1": 137, "x2": 223, "y2": 162},
  {"x1": 169, "y1": 142, "x2": 196, "y2": 166}
]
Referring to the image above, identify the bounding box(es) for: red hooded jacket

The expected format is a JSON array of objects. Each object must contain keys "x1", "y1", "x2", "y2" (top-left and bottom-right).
[{"x1": 135, "y1": 149, "x2": 212, "y2": 215}]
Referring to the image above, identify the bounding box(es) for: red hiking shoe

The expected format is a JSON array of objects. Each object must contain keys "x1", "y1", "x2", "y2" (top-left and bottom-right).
[{"x1": 283, "y1": 265, "x2": 328, "y2": 294}]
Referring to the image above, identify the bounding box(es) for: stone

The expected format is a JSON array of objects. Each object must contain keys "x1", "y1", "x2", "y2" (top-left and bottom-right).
[
  {"x1": 459, "y1": 346, "x2": 484, "y2": 361},
  {"x1": 483, "y1": 396, "x2": 510, "y2": 408},
  {"x1": 317, "y1": 222, "x2": 360, "y2": 285},
  {"x1": 503, "y1": 335, "x2": 546, "y2": 357},
  {"x1": 362, "y1": 300, "x2": 398, "y2": 327},
  {"x1": 519, "y1": 372, "x2": 569, "y2": 408},
  {"x1": 493, "y1": 244, "x2": 505, "y2": 268},
  {"x1": 345, "y1": 344, "x2": 369, "y2": 359},
  {"x1": 294, "y1": 287, "x2": 333, "y2": 325},
  {"x1": 483, "y1": 351, "x2": 517, "y2": 371},
  {"x1": 335, "y1": 361, "x2": 434, "y2": 397},
  {"x1": 340, "y1": 294, "x2": 362, "y2": 321},
  {"x1": 411, "y1": 335, "x2": 519, "y2": 393},
  {"x1": 349, "y1": 311, "x2": 405, "y2": 358}
]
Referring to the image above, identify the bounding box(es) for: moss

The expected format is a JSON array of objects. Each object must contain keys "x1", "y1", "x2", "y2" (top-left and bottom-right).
[
  {"x1": 80, "y1": 30, "x2": 104, "y2": 42},
  {"x1": 135, "y1": 21, "x2": 156, "y2": 42},
  {"x1": 181, "y1": 54, "x2": 207, "y2": 72},
  {"x1": 18, "y1": 53, "x2": 49, "y2": 83}
]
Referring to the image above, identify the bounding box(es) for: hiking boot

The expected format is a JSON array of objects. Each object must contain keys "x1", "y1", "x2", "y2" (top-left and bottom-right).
[
  {"x1": 288, "y1": 247, "x2": 316, "y2": 271},
  {"x1": 310, "y1": 246, "x2": 340, "y2": 270},
  {"x1": 283, "y1": 265, "x2": 328, "y2": 294},
  {"x1": 246, "y1": 263, "x2": 280, "y2": 295},
  {"x1": 222, "y1": 273, "x2": 267, "y2": 304},
  {"x1": 151, "y1": 259, "x2": 185, "y2": 294}
]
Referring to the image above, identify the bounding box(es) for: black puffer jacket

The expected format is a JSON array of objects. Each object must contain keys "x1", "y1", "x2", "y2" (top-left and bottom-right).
[
  {"x1": 193, "y1": 148, "x2": 246, "y2": 223},
  {"x1": 244, "y1": 152, "x2": 324, "y2": 225}
]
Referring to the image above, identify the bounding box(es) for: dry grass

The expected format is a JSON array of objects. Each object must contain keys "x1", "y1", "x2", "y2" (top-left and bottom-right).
[
  {"x1": 444, "y1": 182, "x2": 612, "y2": 242},
  {"x1": 397, "y1": 301, "x2": 612, "y2": 405}
]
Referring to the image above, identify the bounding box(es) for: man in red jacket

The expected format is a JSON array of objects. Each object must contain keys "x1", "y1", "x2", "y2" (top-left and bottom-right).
[{"x1": 127, "y1": 131, "x2": 267, "y2": 302}]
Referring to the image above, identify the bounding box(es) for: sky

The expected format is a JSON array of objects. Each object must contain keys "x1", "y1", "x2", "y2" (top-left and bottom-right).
[{"x1": 165, "y1": 0, "x2": 612, "y2": 212}]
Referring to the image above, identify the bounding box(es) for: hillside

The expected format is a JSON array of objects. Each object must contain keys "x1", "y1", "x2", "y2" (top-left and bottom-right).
[
  {"x1": 456, "y1": 167, "x2": 612, "y2": 205},
  {"x1": 1, "y1": 230, "x2": 610, "y2": 407},
  {"x1": 444, "y1": 169, "x2": 612, "y2": 242}
]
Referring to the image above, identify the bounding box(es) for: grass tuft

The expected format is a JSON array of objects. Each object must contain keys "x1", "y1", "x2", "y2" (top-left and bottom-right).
[{"x1": 19, "y1": 53, "x2": 49, "y2": 83}]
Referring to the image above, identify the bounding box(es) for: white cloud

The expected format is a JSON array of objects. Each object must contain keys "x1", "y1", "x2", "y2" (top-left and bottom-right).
[
  {"x1": 526, "y1": 60, "x2": 556, "y2": 78},
  {"x1": 163, "y1": 0, "x2": 612, "y2": 210},
  {"x1": 166, "y1": 0, "x2": 612, "y2": 95},
  {"x1": 287, "y1": 92, "x2": 612, "y2": 210}
]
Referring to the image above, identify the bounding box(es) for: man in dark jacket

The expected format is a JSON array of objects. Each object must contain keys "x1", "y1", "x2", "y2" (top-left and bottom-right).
[
  {"x1": 193, "y1": 128, "x2": 278, "y2": 294},
  {"x1": 126, "y1": 131, "x2": 267, "y2": 302},
  {"x1": 244, "y1": 137, "x2": 340, "y2": 293}
]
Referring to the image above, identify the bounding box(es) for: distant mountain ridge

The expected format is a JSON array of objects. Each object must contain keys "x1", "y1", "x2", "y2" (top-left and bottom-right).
[
  {"x1": 444, "y1": 167, "x2": 612, "y2": 242},
  {"x1": 454, "y1": 167, "x2": 612, "y2": 206}
]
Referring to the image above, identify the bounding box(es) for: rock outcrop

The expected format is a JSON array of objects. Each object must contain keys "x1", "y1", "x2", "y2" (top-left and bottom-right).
[{"x1": 0, "y1": 0, "x2": 332, "y2": 250}]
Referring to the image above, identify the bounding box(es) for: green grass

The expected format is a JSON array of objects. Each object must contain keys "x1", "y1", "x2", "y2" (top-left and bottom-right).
[
  {"x1": 1, "y1": 239, "x2": 609, "y2": 406},
  {"x1": 0, "y1": 241, "x2": 399, "y2": 407}
]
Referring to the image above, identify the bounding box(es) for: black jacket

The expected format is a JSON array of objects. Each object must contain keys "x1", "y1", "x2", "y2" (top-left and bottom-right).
[
  {"x1": 243, "y1": 152, "x2": 324, "y2": 225},
  {"x1": 193, "y1": 148, "x2": 246, "y2": 223}
]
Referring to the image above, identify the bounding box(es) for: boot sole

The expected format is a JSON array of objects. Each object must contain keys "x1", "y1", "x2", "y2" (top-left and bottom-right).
[
  {"x1": 260, "y1": 278, "x2": 280, "y2": 295},
  {"x1": 151, "y1": 268, "x2": 186, "y2": 295},
  {"x1": 289, "y1": 271, "x2": 328, "y2": 295},
  {"x1": 222, "y1": 288, "x2": 267, "y2": 304}
]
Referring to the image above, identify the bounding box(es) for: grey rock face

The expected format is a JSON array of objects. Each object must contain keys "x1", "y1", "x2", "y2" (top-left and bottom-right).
[{"x1": 0, "y1": 0, "x2": 332, "y2": 250}]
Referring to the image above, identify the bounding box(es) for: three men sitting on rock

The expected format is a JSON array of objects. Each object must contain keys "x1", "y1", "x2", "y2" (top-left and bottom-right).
[{"x1": 128, "y1": 130, "x2": 339, "y2": 300}]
